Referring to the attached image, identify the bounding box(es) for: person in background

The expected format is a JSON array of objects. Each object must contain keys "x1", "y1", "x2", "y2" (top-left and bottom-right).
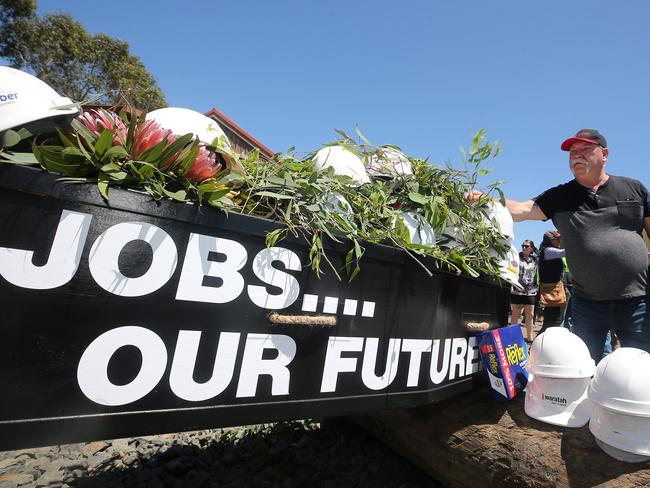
[
  {"x1": 537, "y1": 230, "x2": 566, "y2": 334},
  {"x1": 467, "y1": 128, "x2": 650, "y2": 361},
  {"x1": 510, "y1": 239, "x2": 538, "y2": 342}
]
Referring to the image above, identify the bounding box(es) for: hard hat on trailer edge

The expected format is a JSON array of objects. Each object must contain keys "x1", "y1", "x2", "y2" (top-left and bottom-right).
[{"x1": 0, "y1": 66, "x2": 79, "y2": 133}]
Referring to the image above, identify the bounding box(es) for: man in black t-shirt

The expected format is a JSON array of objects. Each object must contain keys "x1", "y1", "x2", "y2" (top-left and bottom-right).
[{"x1": 468, "y1": 129, "x2": 650, "y2": 361}]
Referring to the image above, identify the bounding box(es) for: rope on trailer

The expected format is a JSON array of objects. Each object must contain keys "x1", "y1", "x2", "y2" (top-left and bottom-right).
[
  {"x1": 268, "y1": 312, "x2": 337, "y2": 327},
  {"x1": 465, "y1": 321, "x2": 491, "y2": 332}
]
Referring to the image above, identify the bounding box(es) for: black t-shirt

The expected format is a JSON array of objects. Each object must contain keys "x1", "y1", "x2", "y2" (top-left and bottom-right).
[{"x1": 534, "y1": 175, "x2": 649, "y2": 300}]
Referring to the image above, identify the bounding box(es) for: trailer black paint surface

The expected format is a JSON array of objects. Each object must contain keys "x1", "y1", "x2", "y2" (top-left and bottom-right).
[{"x1": 0, "y1": 165, "x2": 508, "y2": 450}]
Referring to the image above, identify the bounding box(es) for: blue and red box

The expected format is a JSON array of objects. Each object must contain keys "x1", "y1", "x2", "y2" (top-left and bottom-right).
[{"x1": 478, "y1": 324, "x2": 529, "y2": 401}]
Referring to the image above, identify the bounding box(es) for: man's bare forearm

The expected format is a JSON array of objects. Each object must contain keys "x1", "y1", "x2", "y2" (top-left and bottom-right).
[{"x1": 505, "y1": 199, "x2": 547, "y2": 222}]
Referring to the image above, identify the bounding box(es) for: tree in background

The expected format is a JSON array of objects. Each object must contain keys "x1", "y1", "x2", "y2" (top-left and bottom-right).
[{"x1": 0, "y1": 0, "x2": 166, "y2": 110}]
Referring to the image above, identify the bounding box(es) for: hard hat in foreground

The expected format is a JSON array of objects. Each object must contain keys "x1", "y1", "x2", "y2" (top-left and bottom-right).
[
  {"x1": 587, "y1": 348, "x2": 650, "y2": 462},
  {"x1": 0, "y1": 66, "x2": 78, "y2": 133},
  {"x1": 312, "y1": 146, "x2": 370, "y2": 184},
  {"x1": 525, "y1": 375, "x2": 593, "y2": 427},
  {"x1": 524, "y1": 328, "x2": 595, "y2": 427},
  {"x1": 590, "y1": 403, "x2": 650, "y2": 462},
  {"x1": 594, "y1": 437, "x2": 649, "y2": 464},
  {"x1": 587, "y1": 347, "x2": 650, "y2": 416},
  {"x1": 527, "y1": 327, "x2": 595, "y2": 379}
]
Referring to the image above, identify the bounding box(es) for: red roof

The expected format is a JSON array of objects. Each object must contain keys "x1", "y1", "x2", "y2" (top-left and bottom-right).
[{"x1": 204, "y1": 108, "x2": 274, "y2": 158}]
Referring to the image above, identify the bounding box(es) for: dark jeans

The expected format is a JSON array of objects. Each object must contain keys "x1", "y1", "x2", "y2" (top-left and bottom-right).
[{"x1": 571, "y1": 295, "x2": 650, "y2": 362}]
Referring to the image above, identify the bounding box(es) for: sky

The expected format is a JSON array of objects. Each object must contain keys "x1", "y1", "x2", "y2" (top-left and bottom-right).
[{"x1": 36, "y1": 0, "x2": 650, "y2": 245}]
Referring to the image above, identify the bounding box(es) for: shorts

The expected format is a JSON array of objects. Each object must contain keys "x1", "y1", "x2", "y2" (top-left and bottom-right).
[{"x1": 510, "y1": 294, "x2": 536, "y2": 305}]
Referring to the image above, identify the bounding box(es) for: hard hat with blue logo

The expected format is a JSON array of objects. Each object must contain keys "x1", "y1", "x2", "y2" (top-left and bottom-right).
[{"x1": 0, "y1": 66, "x2": 78, "y2": 133}]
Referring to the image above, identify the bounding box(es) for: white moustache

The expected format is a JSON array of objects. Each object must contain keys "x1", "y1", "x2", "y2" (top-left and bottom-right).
[{"x1": 571, "y1": 158, "x2": 588, "y2": 168}]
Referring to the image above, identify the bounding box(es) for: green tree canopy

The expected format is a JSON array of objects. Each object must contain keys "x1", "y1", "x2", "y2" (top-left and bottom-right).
[{"x1": 0, "y1": 0, "x2": 166, "y2": 110}]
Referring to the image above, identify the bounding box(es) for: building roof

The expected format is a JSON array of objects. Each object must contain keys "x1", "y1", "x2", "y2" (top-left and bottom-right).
[{"x1": 204, "y1": 108, "x2": 274, "y2": 158}]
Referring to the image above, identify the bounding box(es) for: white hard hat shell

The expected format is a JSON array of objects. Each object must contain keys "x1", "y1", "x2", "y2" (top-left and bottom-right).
[
  {"x1": 524, "y1": 375, "x2": 592, "y2": 427},
  {"x1": 399, "y1": 211, "x2": 436, "y2": 246},
  {"x1": 0, "y1": 66, "x2": 78, "y2": 132},
  {"x1": 365, "y1": 147, "x2": 413, "y2": 178},
  {"x1": 312, "y1": 146, "x2": 370, "y2": 184},
  {"x1": 588, "y1": 347, "x2": 650, "y2": 416},
  {"x1": 590, "y1": 404, "x2": 650, "y2": 459},
  {"x1": 594, "y1": 437, "x2": 650, "y2": 463},
  {"x1": 527, "y1": 327, "x2": 595, "y2": 379},
  {"x1": 482, "y1": 201, "x2": 515, "y2": 242},
  {"x1": 146, "y1": 107, "x2": 230, "y2": 148}
]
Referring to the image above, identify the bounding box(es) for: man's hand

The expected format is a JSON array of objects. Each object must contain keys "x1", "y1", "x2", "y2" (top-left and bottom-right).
[{"x1": 465, "y1": 190, "x2": 488, "y2": 204}]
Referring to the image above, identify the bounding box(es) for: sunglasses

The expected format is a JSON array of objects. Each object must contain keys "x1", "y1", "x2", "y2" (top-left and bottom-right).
[{"x1": 521, "y1": 244, "x2": 531, "y2": 248}]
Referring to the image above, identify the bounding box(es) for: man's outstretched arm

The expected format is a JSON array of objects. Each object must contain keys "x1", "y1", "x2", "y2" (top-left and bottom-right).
[
  {"x1": 505, "y1": 199, "x2": 548, "y2": 222},
  {"x1": 466, "y1": 190, "x2": 548, "y2": 222}
]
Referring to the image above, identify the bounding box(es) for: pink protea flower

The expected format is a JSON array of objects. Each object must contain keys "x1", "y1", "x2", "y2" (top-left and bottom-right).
[
  {"x1": 131, "y1": 120, "x2": 176, "y2": 161},
  {"x1": 185, "y1": 145, "x2": 222, "y2": 183},
  {"x1": 130, "y1": 119, "x2": 222, "y2": 182},
  {"x1": 77, "y1": 109, "x2": 127, "y2": 146}
]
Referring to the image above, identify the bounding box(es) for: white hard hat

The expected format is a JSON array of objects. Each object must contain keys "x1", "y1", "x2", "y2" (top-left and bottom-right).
[
  {"x1": 589, "y1": 403, "x2": 650, "y2": 461},
  {"x1": 594, "y1": 437, "x2": 650, "y2": 463},
  {"x1": 488, "y1": 244, "x2": 522, "y2": 290},
  {"x1": 146, "y1": 107, "x2": 230, "y2": 148},
  {"x1": 365, "y1": 146, "x2": 413, "y2": 179},
  {"x1": 523, "y1": 328, "x2": 595, "y2": 427},
  {"x1": 397, "y1": 211, "x2": 436, "y2": 246},
  {"x1": 482, "y1": 200, "x2": 514, "y2": 242},
  {"x1": 588, "y1": 347, "x2": 650, "y2": 416},
  {"x1": 312, "y1": 146, "x2": 371, "y2": 184},
  {"x1": 524, "y1": 375, "x2": 593, "y2": 427},
  {"x1": 527, "y1": 327, "x2": 595, "y2": 379},
  {"x1": 0, "y1": 66, "x2": 78, "y2": 132}
]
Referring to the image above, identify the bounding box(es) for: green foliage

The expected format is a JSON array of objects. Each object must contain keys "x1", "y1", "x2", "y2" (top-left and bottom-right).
[
  {"x1": 236, "y1": 134, "x2": 508, "y2": 281},
  {"x1": 0, "y1": 109, "x2": 510, "y2": 285},
  {"x1": 0, "y1": 0, "x2": 166, "y2": 109}
]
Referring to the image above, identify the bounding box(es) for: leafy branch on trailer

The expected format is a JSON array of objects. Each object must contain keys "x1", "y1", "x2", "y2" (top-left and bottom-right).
[{"x1": 0, "y1": 108, "x2": 509, "y2": 283}]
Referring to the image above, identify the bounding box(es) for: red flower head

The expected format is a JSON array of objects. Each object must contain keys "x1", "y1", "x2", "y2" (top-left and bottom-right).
[
  {"x1": 131, "y1": 120, "x2": 176, "y2": 162},
  {"x1": 77, "y1": 109, "x2": 127, "y2": 146},
  {"x1": 185, "y1": 145, "x2": 222, "y2": 183}
]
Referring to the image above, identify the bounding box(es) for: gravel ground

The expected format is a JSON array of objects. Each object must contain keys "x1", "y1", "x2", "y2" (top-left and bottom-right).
[{"x1": 0, "y1": 418, "x2": 441, "y2": 487}]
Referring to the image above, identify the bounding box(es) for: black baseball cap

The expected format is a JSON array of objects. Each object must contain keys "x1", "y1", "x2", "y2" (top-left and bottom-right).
[{"x1": 560, "y1": 129, "x2": 607, "y2": 151}]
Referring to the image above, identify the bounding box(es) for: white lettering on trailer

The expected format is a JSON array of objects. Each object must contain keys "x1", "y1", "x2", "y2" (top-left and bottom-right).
[
  {"x1": 235, "y1": 333, "x2": 296, "y2": 398},
  {"x1": 361, "y1": 338, "x2": 401, "y2": 390},
  {"x1": 401, "y1": 339, "x2": 433, "y2": 387},
  {"x1": 247, "y1": 247, "x2": 301, "y2": 309},
  {"x1": 175, "y1": 233, "x2": 247, "y2": 303},
  {"x1": 89, "y1": 222, "x2": 178, "y2": 297},
  {"x1": 466, "y1": 336, "x2": 481, "y2": 374},
  {"x1": 320, "y1": 336, "x2": 365, "y2": 393},
  {"x1": 0, "y1": 210, "x2": 91, "y2": 289},
  {"x1": 77, "y1": 326, "x2": 167, "y2": 406},
  {"x1": 78, "y1": 328, "x2": 297, "y2": 405},
  {"x1": 0, "y1": 209, "x2": 386, "y2": 316},
  {"x1": 430, "y1": 338, "x2": 452, "y2": 384},
  {"x1": 75, "y1": 331, "x2": 481, "y2": 405},
  {"x1": 449, "y1": 337, "x2": 468, "y2": 380},
  {"x1": 169, "y1": 331, "x2": 240, "y2": 401}
]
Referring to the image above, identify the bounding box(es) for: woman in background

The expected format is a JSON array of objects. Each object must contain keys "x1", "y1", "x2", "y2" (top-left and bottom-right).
[
  {"x1": 510, "y1": 239, "x2": 538, "y2": 342},
  {"x1": 538, "y1": 230, "x2": 567, "y2": 333}
]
